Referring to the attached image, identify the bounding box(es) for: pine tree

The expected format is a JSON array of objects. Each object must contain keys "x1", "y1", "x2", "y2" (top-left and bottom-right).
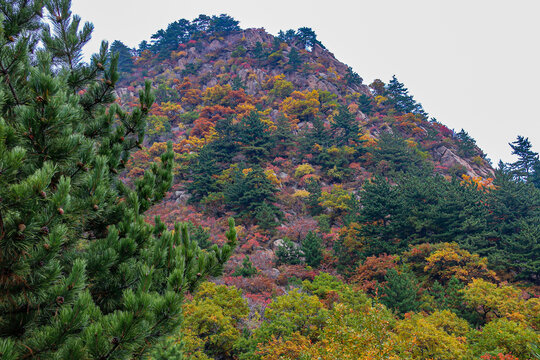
[
  {"x1": 386, "y1": 75, "x2": 427, "y2": 117},
  {"x1": 233, "y1": 256, "x2": 258, "y2": 277},
  {"x1": 236, "y1": 111, "x2": 273, "y2": 164},
  {"x1": 331, "y1": 105, "x2": 360, "y2": 146},
  {"x1": 187, "y1": 145, "x2": 220, "y2": 203},
  {"x1": 225, "y1": 167, "x2": 282, "y2": 225},
  {"x1": 379, "y1": 268, "x2": 420, "y2": 315},
  {"x1": 301, "y1": 231, "x2": 323, "y2": 268},
  {"x1": 110, "y1": 40, "x2": 134, "y2": 73},
  {"x1": 287, "y1": 48, "x2": 302, "y2": 72},
  {"x1": 0, "y1": 2, "x2": 237, "y2": 358},
  {"x1": 508, "y1": 135, "x2": 539, "y2": 181}
]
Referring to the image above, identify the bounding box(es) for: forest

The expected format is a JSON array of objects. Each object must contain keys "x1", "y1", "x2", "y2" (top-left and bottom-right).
[{"x1": 0, "y1": 1, "x2": 538, "y2": 359}]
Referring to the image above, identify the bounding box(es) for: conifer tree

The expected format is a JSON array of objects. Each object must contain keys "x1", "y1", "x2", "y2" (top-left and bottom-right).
[
  {"x1": 301, "y1": 231, "x2": 323, "y2": 268},
  {"x1": 379, "y1": 268, "x2": 420, "y2": 315},
  {"x1": 0, "y1": 1, "x2": 236, "y2": 358},
  {"x1": 331, "y1": 105, "x2": 360, "y2": 146},
  {"x1": 232, "y1": 256, "x2": 258, "y2": 277},
  {"x1": 508, "y1": 135, "x2": 539, "y2": 181},
  {"x1": 386, "y1": 75, "x2": 427, "y2": 117},
  {"x1": 225, "y1": 167, "x2": 282, "y2": 226},
  {"x1": 110, "y1": 40, "x2": 134, "y2": 73}
]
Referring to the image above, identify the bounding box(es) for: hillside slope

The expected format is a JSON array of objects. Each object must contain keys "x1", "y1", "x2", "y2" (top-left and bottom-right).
[
  {"x1": 109, "y1": 15, "x2": 540, "y2": 360},
  {"x1": 113, "y1": 18, "x2": 538, "y2": 295}
]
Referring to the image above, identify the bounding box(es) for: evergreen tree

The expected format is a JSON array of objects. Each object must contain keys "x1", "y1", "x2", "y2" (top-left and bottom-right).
[
  {"x1": 331, "y1": 105, "x2": 360, "y2": 146},
  {"x1": 508, "y1": 135, "x2": 539, "y2": 181},
  {"x1": 0, "y1": 2, "x2": 237, "y2": 358},
  {"x1": 110, "y1": 40, "x2": 134, "y2": 73},
  {"x1": 386, "y1": 75, "x2": 427, "y2": 117},
  {"x1": 305, "y1": 179, "x2": 323, "y2": 216},
  {"x1": 187, "y1": 145, "x2": 221, "y2": 203},
  {"x1": 236, "y1": 111, "x2": 273, "y2": 164},
  {"x1": 301, "y1": 231, "x2": 323, "y2": 268},
  {"x1": 357, "y1": 94, "x2": 373, "y2": 115},
  {"x1": 233, "y1": 256, "x2": 258, "y2": 277},
  {"x1": 344, "y1": 66, "x2": 363, "y2": 86},
  {"x1": 225, "y1": 167, "x2": 282, "y2": 225},
  {"x1": 487, "y1": 169, "x2": 540, "y2": 281},
  {"x1": 379, "y1": 268, "x2": 420, "y2": 315},
  {"x1": 373, "y1": 132, "x2": 429, "y2": 175},
  {"x1": 271, "y1": 115, "x2": 295, "y2": 156},
  {"x1": 455, "y1": 129, "x2": 478, "y2": 158},
  {"x1": 295, "y1": 27, "x2": 324, "y2": 50},
  {"x1": 287, "y1": 48, "x2": 302, "y2": 72},
  {"x1": 252, "y1": 41, "x2": 267, "y2": 61}
]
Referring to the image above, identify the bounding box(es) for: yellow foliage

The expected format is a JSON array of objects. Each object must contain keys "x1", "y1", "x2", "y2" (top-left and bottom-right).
[
  {"x1": 202, "y1": 84, "x2": 232, "y2": 105},
  {"x1": 375, "y1": 95, "x2": 388, "y2": 106},
  {"x1": 293, "y1": 189, "x2": 310, "y2": 198},
  {"x1": 280, "y1": 90, "x2": 320, "y2": 124},
  {"x1": 242, "y1": 168, "x2": 253, "y2": 176},
  {"x1": 359, "y1": 131, "x2": 378, "y2": 147},
  {"x1": 264, "y1": 168, "x2": 281, "y2": 186},
  {"x1": 394, "y1": 310, "x2": 471, "y2": 360},
  {"x1": 319, "y1": 185, "x2": 352, "y2": 213},
  {"x1": 294, "y1": 164, "x2": 315, "y2": 178},
  {"x1": 424, "y1": 242, "x2": 498, "y2": 284},
  {"x1": 236, "y1": 103, "x2": 257, "y2": 119},
  {"x1": 460, "y1": 174, "x2": 495, "y2": 191},
  {"x1": 461, "y1": 279, "x2": 540, "y2": 328}
]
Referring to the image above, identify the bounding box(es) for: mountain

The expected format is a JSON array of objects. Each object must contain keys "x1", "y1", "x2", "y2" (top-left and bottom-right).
[{"x1": 112, "y1": 16, "x2": 539, "y2": 359}]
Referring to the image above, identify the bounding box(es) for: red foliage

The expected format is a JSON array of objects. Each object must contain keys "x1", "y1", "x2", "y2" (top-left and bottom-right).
[
  {"x1": 351, "y1": 254, "x2": 397, "y2": 294},
  {"x1": 276, "y1": 265, "x2": 319, "y2": 286},
  {"x1": 480, "y1": 355, "x2": 519, "y2": 360}
]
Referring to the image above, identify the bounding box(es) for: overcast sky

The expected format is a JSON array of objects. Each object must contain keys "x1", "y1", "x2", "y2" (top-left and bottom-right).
[{"x1": 72, "y1": 0, "x2": 540, "y2": 164}]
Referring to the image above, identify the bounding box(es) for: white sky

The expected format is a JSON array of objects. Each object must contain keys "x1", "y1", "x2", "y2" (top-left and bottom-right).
[{"x1": 72, "y1": 0, "x2": 540, "y2": 164}]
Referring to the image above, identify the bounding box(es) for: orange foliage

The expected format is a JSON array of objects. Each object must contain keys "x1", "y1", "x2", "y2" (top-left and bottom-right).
[{"x1": 460, "y1": 174, "x2": 495, "y2": 191}]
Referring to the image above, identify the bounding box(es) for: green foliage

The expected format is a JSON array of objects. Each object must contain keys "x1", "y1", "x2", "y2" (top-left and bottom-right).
[
  {"x1": 187, "y1": 146, "x2": 221, "y2": 203},
  {"x1": 455, "y1": 129, "x2": 478, "y2": 158},
  {"x1": 470, "y1": 318, "x2": 539, "y2": 359},
  {"x1": 373, "y1": 132, "x2": 430, "y2": 175},
  {"x1": 508, "y1": 135, "x2": 539, "y2": 181},
  {"x1": 395, "y1": 310, "x2": 472, "y2": 360},
  {"x1": 301, "y1": 231, "x2": 323, "y2": 268},
  {"x1": 330, "y1": 105, "x2": 360, "y2": 146},
  {"x1": 276, "y1": 236, "x2": 302, "y2": 264},
  {"x1": 0, "y1": 3, "x2": 237, "y2": 358},
  {"x1": 303, "y1": 179, "x2": 323, "y2": 216},
  {"x1": 148, "y1": 14, "x2": 240, "y2": 58},
  {"x1": 275, "y1": 238, "x2": 303, "y2": 265},
  {"x1": 233, "y1": 256, "x2": 258, "y2": 277},
  {"x1": 287, "y1": 48, "x2": 302, "y2": 72},
  {"x1": 225, "y1": 167, "x2": 282, "y2": 226},
  {"x1": 344, "y1": 66, "x2": 363, "y2": 86},
  {"x1": 110, "y1": 40, "x2": 134, "y2": 73},
  {"x1": 386, "y1": 75, "x2": 427, "y2": 117},
  {"x1": 231, "y1": 45, "x2": 247, "y2": 58},
  {"x1": 379, "y1": 268, "x2": 420, "y2": 315}
]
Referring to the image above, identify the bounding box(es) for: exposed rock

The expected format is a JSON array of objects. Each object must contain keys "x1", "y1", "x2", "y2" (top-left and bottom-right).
[
  {"x1": 433, "y1": 146, "x2": 494, "y2": 178},
  {"x1": 262, "y1": 268, "x2": 280, "y2": 279},
  {"x1": 273, "y1": 239, "x2": 285, "y2": 250}
]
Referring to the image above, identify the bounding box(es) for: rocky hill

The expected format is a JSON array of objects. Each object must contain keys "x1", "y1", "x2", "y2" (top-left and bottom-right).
[{"x1": 111, "y1": 17, "x2": 539, "y2": 304}]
